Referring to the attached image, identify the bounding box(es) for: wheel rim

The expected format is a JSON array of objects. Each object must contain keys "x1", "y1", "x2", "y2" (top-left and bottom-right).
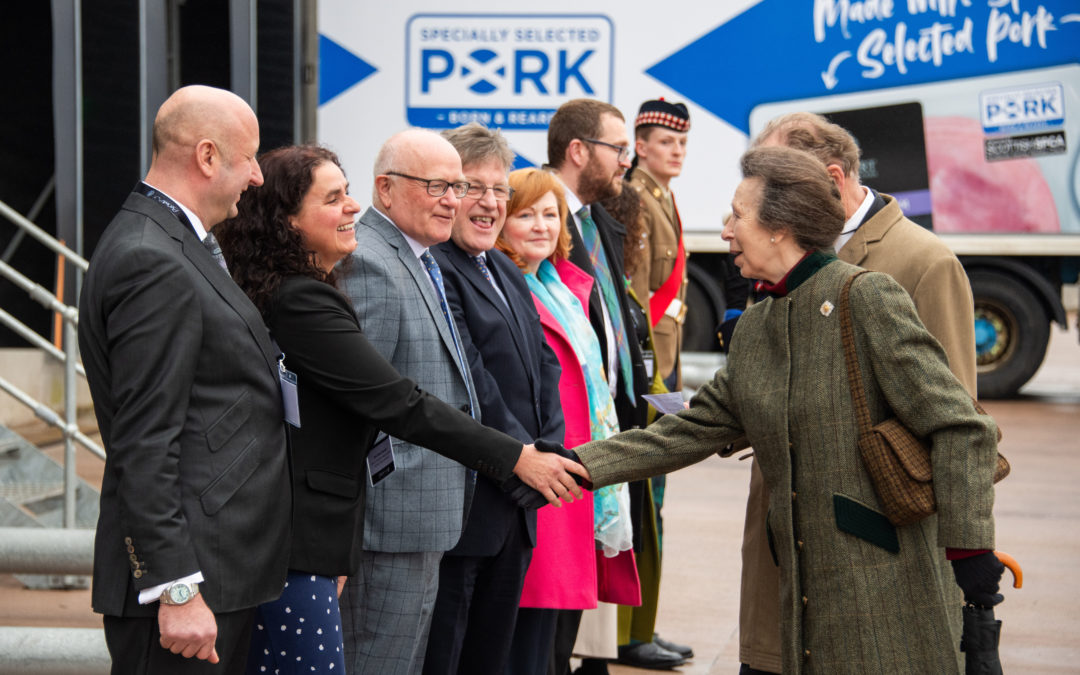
[{"x1": 974, "y1": 302, "x2": 1017, "y2": 370}]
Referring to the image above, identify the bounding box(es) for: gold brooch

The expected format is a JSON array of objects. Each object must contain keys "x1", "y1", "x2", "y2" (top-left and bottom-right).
[{"x1": 820, "y1": 301, "x2": 834, "y2": 317}]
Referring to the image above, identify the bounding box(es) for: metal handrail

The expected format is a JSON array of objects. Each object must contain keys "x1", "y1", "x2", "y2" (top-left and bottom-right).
[
  {"x1": 0, "y1": 307, "x2": 86, "y2": 378},
  {"x1": 0, "y1": 197, "x2": 99, "y2": 539},
  {"x1": 0, "y1": 196, "x2": 88, "y2": 271},
  {"x1": 0, "y1": 375, "x2": 103, "y2": 460}
]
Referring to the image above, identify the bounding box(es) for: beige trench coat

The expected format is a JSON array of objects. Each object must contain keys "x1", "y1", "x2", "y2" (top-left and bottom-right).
[
  {"x1": 576, "y1": 259, "x2": 998, "y2": 674},
  {"x1": 740, "y1": 193, "x2": 978, "y2": 670}
]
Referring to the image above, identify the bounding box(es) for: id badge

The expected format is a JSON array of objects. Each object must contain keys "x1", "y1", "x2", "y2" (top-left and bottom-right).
[
  {"x1": 641, "y1": 349, "x2": 655, "y2": 379},
  {"x1": 278, "y1": 355, "x2": 301, "y2": 428},
  {"x1": 367, "y1": 433, "x2": 396, "y2": 486}
]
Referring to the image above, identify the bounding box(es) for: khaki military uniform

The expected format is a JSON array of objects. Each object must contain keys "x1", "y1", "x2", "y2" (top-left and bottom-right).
[{"x1": 628, "y1": 167, "x2": 688, "y2": 390}]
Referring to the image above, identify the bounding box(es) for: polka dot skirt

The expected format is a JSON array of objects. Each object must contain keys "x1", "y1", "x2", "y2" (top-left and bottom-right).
[{"x1": 247, "y1": 571, "x2": 345, "y2": 673}]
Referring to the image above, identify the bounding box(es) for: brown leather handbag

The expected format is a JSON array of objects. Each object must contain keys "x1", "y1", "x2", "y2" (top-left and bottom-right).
[{"x1": 839, "y1": 271, "x2": 1010, "y2": 527}]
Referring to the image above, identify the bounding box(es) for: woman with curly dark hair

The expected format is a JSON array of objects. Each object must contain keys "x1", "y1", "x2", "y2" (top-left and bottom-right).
[{"x1": 216, "y1": 145, "x2": 587, "y2": 674}]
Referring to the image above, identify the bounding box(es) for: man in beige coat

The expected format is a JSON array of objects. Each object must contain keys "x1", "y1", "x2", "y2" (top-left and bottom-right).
[{"x1": 733, "y1": 112, "x2": 978, "y2": 674}]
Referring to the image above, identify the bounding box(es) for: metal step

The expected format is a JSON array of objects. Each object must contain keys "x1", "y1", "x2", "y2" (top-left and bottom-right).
[{"x1": 0, "y1": 425, "x2": 98, "y2": 589}]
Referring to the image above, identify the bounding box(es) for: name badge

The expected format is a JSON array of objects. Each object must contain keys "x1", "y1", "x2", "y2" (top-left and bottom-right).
[
  {"x1": 278, "y1": 355, "x2": 301, "y2": 428},
  {"x1": 641, "y1": 349, "x2": 655, "y2": 379},
  {"x1": 367, "y1": 434, "x2": 396, "y2": 486}
]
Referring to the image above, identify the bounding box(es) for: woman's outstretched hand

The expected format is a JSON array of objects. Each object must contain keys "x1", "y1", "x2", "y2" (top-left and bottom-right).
[{"x1": 513, "y1": 442, "x2": 591, "y2": 507}]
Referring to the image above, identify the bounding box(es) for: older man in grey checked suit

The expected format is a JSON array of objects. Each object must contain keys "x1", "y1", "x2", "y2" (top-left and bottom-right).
[{"x1": 336, "y1": 129, "x2": 585, "y2": 674}]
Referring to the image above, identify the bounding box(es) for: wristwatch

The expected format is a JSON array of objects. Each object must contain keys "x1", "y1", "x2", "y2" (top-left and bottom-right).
[{"x1": 159, "y1": 582, "x2": 200, "y2": 605}]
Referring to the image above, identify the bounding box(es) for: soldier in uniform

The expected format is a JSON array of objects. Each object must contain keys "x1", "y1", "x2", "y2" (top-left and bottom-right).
[{"x1": 627, "y1": 98, "x2": 691, "y2": 392}]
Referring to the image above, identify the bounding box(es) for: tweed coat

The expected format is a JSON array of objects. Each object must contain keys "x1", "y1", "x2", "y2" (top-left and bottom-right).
[
  {"x1": 575, "y1": 259, "x2": 998, "y2": 674},
  {"x1": 627, "y1": 167, "x2": 688, "y2": 388},
  {"x1": 336, "y1": 207, "x2": 482, "y2": 553},
  {"x1": 739, "y1": 191, "x2": 979, "y2": 670}
]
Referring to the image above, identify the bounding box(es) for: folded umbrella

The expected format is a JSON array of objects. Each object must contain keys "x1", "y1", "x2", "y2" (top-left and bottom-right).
[{"x1": 961, "y1": 551, "x2": 1022, "y2": 675}]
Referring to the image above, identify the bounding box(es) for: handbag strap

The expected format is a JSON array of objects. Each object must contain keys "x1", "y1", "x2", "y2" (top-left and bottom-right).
[{"x1": 838, "y1": 271, "x2": 874, "y2": 438}]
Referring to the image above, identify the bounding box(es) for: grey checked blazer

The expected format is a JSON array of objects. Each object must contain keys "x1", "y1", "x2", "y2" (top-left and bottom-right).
[{"x1": 336, "y1": 207, "x2": 479, "y2": 553}]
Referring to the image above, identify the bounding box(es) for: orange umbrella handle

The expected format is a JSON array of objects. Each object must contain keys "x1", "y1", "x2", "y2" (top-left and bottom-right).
[{"x1": 995, "y1": 551, "x2": 1022, "y2": 589}]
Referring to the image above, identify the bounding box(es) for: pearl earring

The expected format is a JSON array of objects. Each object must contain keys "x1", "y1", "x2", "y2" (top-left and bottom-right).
[{"x1": 770, "y1": 237, "x2": 775, "y2": 243}]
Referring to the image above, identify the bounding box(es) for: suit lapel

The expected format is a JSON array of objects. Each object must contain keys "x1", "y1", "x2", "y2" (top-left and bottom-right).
[
  {"x1": 367, "y1": 213, "x2": 471, "y2": 384},
  {"x1": 130, "y1": 194, "x2": 280, "y2": 376},
  {"x1": 839, "y1": 192, "x2": 900, "y2": 267}
]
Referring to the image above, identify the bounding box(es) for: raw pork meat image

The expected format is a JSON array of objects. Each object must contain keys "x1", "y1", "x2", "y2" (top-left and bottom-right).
[{"x1": 924, "y1": 116, "x2": 1059, "y2": 233}]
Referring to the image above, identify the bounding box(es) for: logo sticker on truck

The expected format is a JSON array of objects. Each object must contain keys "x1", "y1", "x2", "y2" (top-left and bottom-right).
[
  {"x1": 981, "y1": 82, "x2": 1065, "y2": 134},
  {"x1": 405, "y1": 14, "x2": 613, "y2": 129}
]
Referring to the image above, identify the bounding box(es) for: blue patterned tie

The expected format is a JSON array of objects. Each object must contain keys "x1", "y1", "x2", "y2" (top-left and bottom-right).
[
  {"x1": 577, "y1": 207, "x2": 634, "y2": 400},
  {"x1": 421, "y1": 251, "x2": 477, "y2": 420},
  {"x1": 421, "y1": 251, "x2": 477, "y2": 485}
]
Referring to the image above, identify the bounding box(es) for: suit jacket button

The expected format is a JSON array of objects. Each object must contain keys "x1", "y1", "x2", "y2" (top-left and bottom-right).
[
  {"x1": 802, "y1": 595, "x2": 808, "y2": 606},
  {"x1": 804, "y1": 649, "x2": 811, "y2": 658},
  {"x1": 126, "y1": 545, "x2": 135, "y2": 553},
  {"x1": 124, "y1": 537, "x2": 133, "y2": 545},
  {"x1": 797, "y1": 540, "x2": 805, "y2": 551},
  {"x1": 791, "y1": 491, "x2": 797, "y2": 501},
  {"x1": 129, "y1": 553, "x2": 138, "y2": 562},
  {"x1": 133, "y1": 569, "x2": 143, "y2": 579}
]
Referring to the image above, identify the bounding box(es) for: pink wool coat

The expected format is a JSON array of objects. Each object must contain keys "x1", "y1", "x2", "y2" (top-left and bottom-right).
[{"x1": 518, "y1": 259, "x2": 639, "y2": 609}]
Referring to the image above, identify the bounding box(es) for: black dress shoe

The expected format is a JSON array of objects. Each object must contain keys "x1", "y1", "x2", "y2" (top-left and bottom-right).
[
  {"x1": 616, "y1": 642, "x2": 686, "y2": 670},
  {"x1": 653, "y1": 633, "x2": 694, "y2": 659}
]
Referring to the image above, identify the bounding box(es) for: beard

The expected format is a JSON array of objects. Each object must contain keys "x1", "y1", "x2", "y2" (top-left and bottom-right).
[{"x1": 577, "y1": 155, "x2": 623, "y2": 204}]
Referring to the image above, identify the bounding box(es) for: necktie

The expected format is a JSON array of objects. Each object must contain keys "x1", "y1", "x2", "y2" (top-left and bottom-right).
[
  {"x1": 421, "y1": 251, "x2": 478, "y2": 486},
  {"x1": 203, "y1": 231, "x2": 229, "y2": 273},
  {"x1": 577, "y1": 207, "x2": 634, "y2": 400},
  {"x1": 420, "y1": 251, "x2": 477, "y2": 421},
  {"x1": 472, "y1": 255, "x2": 509, "y2": 309}
]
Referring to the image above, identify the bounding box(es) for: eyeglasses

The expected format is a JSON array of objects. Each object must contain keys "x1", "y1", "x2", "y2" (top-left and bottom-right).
[
  {"x1": 464, "y1": 183, "x2": 515, "y2": 202},
  {"x1": 582, "y1": 138, "x2": 630, "y2": 162},
  {"x1": 385, "y1": 171, "x2": 469, "y2": 199}
]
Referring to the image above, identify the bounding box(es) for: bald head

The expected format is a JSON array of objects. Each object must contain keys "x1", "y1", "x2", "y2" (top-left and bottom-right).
[
  {"x1": 372, "y1": 129, "x2": 464, "y2": 246},
  {"x1": 146, "y1": 85, "x2": 263, "y2": 227},
  {"x1": 152, "y1": 85, "x2": 255, "y2": 161}
]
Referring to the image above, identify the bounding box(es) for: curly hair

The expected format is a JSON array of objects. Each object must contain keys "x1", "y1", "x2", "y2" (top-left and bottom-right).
[{"x1": 217, "y1": 145, "x2": 342, "y2": 319}]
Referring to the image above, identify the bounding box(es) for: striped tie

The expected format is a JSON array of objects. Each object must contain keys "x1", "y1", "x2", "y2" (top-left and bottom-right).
[{"x1": 577, "y1": 207, "x2": 633, "y2": 401}]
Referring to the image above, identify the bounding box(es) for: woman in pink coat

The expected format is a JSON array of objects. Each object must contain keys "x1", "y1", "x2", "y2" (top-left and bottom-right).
[{"x1": 499, "y1": 168, "x2": 639, "y2": 675}]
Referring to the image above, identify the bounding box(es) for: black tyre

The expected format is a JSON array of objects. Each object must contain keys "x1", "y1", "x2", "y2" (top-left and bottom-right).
[
  {"x1": 682, "y1": 266, "x2": 726, "y2": 352},
  {"x1": 969, "y1": 271, "x2": 1050, "y2": 398}
]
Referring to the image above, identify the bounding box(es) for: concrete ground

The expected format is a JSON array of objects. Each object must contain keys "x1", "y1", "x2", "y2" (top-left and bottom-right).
[{"x1": 2, "y1": 315, "x2": 1078, "y2": 673}]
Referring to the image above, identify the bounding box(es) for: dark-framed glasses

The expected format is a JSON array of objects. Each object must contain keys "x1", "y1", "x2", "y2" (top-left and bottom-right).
[
  {"x1": 582, "y1": 138, "x2": 630, "y2": 162},
  {"x1": 385, "y1": 171, "x2": 469, "y2": 198},
  {"x1": 464, "y1": 183, "x2": 515, "y2": 202}
]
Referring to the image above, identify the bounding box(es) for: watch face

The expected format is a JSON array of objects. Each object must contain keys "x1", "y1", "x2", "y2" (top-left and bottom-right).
[{"x1": 169, "y1": 584, "x2": 192, "y2": 604}]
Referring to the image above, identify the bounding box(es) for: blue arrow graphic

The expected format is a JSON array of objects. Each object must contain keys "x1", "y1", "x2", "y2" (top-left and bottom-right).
[
  {"x1": 647, "y1": 0, "x2": 1080, "y2": 134},
  {"x1": 319, "y1": 35, "x2": 377, "y2": 106}
]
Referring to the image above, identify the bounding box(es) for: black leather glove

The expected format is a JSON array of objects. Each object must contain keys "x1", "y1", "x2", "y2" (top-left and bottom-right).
[
  {"x1": 535, "y1": 439, "x2": 587, "y2": 486},
  {"x1": 951, "y1": 551, "x2": 1005, "y2": 608},
  {"x1": 499, "y1": 475, "x2": 549, "y2": 510}
]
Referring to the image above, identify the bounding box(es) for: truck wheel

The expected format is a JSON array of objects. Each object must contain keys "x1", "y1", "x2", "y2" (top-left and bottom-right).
[
  {"x1": 968, "y1": 271, "x2": 1050, "y2": 399},
  {"x1": 683, "y1": 266, "x2": 726, "y2": 352}
]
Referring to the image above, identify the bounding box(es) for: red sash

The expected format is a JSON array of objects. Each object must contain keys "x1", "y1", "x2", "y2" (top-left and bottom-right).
[{"x1": 648, "y1": 197, "x2": 686, "y2": 327}]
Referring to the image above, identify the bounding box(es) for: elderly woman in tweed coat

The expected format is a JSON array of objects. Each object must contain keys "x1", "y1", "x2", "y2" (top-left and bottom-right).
[{"x1": 572, "y1": 146, "x2": 1004, "y2": 674}]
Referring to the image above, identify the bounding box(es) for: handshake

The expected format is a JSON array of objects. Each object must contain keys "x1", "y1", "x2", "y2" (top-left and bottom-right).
[{"x1": 501, "y1": 439, "x2": 591, "y2": 510}]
